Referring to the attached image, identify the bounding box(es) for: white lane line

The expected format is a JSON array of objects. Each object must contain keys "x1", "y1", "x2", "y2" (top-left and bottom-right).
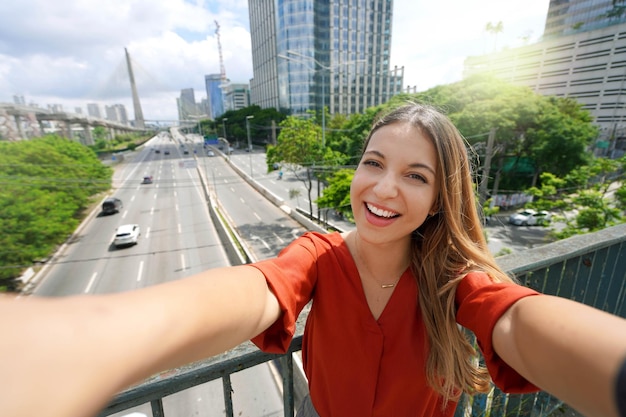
[
  {"x1": 137, "y1": 261, "x2": 144, "y2": 282},
  {"x1": 84, "y1": 272, "x2": 97, "y2": 293},
  {"x1": 130, "y1": 195, "x2": 135, "y2": 202},
  {"x1": 240, "y1": 197, "x2": 245, "y2": 204},
  {"x1": 175, "y1": 204, "x2": 179, "y2": 212},
  {"x1": 122, "y1": 210, "x2": 128, "y2": 219},
  {"x1": 154, "y1": 193, "x2": 157, "y2": 199},
  {"x1": 150, "y1": 207, "x2": 154, "y2": 215},
  {"x1": 230, "y1": 187, "x2": 235, "y2": 192},
  {"x1": 178, "y1": 223, "x2": 182, "y2": 234},
  {"x1": 273, "y1": 232, "x2": 284, "y2": 244},
  {"x1": 180, "y1": 254, "x2": 186, "y2": 270},
  {"x1": 253, "y1": 212, "x2": 261, "y2": 221}
]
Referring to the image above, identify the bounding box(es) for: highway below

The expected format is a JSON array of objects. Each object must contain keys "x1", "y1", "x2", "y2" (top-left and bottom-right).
[{"x1": 31, "y1": 131, "x2": 302, "y2": 417}]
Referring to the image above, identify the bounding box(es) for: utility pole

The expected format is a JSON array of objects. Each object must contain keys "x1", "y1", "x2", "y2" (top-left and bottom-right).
[
  {"x1": 479, "y1": 128, "x2": 497, "y2": 206},
  {"x1": 246, "y1": 115, "x2": 254, "y2": 177}
]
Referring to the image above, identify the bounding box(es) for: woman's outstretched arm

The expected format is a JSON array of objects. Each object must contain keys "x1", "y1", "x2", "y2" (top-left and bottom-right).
[
  {"x1": 493, "y1": 294, "x2": 626, "y2": 417},
  {"x1": 0, "y1": 265, "x2": 281, "y2": 417}
]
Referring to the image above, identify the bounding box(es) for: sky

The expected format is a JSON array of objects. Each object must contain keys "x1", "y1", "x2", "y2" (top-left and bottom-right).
[{"x1": 0, "y1": 0, "x2": 550, "y2": 123}]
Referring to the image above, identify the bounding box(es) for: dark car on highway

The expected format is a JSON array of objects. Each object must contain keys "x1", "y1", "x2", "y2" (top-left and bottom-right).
[{"x1": 101, "y1": 197, "x2": 123, "y2": 215}]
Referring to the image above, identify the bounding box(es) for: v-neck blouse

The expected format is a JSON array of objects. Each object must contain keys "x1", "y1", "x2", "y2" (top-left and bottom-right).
[{"x1": 251, "y1": 232, "x2": 539, "y2": 417}]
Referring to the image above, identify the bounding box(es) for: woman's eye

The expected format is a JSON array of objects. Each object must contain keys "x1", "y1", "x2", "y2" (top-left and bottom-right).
[
  {"x1": 363, "y1": 160, "x2": 381, "y2": 168},
  {"x1": 408, "y1": 173, "x2": 427, "y2": 183}
]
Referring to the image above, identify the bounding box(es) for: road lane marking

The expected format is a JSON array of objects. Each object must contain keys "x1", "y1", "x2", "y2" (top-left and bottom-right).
[
  {"x1": 150, "y1": 207, "x2": 154, "y2": 215},
  {"x1": 240, "y1": 197, "x2": 245, "y2": 204},
  {"x1": 253, "y1": 212, "x2": 261, "y2": 221},
  {"x1": 273, "y1": 232, "x2": 284, "y2": 244},
  {"x1": 178, "y1": 223, "x2": 182, "y2": 234},
  {"x1": 137, "y1": 261, "x2": 144, "y2": 282},
  {"x1": 85, "y1": 272, "x2": 97, "y2": 293},
  {"x1": 146, "y1": 227, "x2": 151, "y2": 239},
  {"x1": 181, "y1": 254, "x2": 186, "y2": 270},
  {"x1": 131, "y1": 195, "x2": 135, "y2": 202},
  {"x1": 122, "y1": 210, "x2": 128, "y2": 219},
  {"x1": 154, "y1": 193, "x2": 157, "y2": 199},
  {"x1": 251, "y1": 235, "x2": 271, "y2": 250}
]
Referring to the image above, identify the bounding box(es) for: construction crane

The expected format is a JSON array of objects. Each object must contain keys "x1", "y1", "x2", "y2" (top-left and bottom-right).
[{"x1": 214, "y1": 20, "x2": 228, "y2": 87}]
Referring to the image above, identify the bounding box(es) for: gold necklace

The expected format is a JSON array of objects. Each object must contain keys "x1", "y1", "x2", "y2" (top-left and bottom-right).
[{"x1": 354, "y1": 234, "x2": 405, "y2": 289}]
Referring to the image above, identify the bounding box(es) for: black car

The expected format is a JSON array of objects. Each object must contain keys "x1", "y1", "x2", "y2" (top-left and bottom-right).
[{"x1": 101, "y1": 197, "x2": 123, "y2": 215}]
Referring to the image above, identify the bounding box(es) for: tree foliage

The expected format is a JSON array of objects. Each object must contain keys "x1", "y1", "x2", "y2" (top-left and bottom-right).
[
  {"x1": 526, "y1": 157, "x2": 625, "y2": 239},
  {"x1": 315, "y1": 169, "x2": 354, "y2": 220},
  {"x1": 0, "y1": 135, "x2": 112, "y2": 291},
  {"x1": 267, "y1": 115, "x2": 348, "y2": 218}
]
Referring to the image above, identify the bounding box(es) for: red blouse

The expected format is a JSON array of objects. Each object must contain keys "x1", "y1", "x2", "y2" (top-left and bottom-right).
[{"x1": 251, "y1": 232, "x2": 540, "y2": 417}]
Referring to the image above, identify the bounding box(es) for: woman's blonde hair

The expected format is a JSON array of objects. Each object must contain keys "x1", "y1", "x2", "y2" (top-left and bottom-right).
[{"x1": 361, "y1": 102, "x2": 515, "y2": 404}]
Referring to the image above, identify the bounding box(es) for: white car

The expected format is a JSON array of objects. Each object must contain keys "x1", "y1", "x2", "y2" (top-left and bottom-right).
[
  {"x1": 508, "y1": 209, "x2": 552, "y2": 226},
  {"x1": 114, "y1": 224, "x2": 140, "y2": 247}
]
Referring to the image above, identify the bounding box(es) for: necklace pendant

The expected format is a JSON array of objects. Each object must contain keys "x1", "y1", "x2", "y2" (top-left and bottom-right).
[{"x1": 381, "y1": 283, "x2": 395, "y2": 289}]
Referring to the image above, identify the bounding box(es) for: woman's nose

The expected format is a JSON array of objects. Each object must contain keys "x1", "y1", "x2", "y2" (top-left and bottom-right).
[{"x1": 372, "y1": 172, "x2": 399, "y2": 199}]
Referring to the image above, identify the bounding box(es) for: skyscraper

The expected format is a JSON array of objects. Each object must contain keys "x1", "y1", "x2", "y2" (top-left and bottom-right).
[
  {"x1": 205, "y1": 74, "x2": 225, "y2": 119},
  {"x1": 247, "y1": 0, "x2": 404, "y2": 117},
  {"x1": 178, "y1": 88, "x2": 198, "y2": 121},
  {"x1": 87, "y1": 103, "x2": 102, "y2": 118},
  {"x1": 543, "y1": 0, "x2": 626, "y2": 39}
]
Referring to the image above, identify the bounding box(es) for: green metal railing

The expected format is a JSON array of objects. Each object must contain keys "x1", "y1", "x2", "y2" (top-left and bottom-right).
[{"x1": 99, "y1": 223, "x2": 626, "y2": 417}]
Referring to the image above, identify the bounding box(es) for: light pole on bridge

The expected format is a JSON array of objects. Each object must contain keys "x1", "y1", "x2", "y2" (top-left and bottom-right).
[{"x1": 246, "y1": 115, "x2": 254, "y2": 177}]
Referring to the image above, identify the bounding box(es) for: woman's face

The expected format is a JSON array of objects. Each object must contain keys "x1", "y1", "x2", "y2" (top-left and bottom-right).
[{"x1": 350, "y1": 121, "x2": 439, "y2": 246}]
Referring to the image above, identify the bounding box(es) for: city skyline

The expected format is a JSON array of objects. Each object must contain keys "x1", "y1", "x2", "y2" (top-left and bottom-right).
[{"x1": 0, "y1": 0, "x2": 549, "y2": 123}]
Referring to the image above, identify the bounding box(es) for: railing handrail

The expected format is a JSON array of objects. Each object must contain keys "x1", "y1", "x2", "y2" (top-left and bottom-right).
[{"x1": 99, "y1": 223, "x2": 626, "y2": 417}]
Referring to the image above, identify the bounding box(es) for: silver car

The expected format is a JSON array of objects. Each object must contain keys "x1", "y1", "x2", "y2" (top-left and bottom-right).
[
  {"x1": 114, "y1": 224, "x2": 140, "y2": 247},
  {"x1": 508, "y1": 209, "x2": 552, "y2": 226}
]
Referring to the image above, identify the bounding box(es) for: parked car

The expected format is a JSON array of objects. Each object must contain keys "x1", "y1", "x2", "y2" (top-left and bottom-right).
[
  {"x1": 142, "y1": 175, "x2": 153, "y2": 184},
  {"x1": 207, "y1": 150, "x2": 215, "y2": 157},
  {"x1": 164, "y1": 150, "x2": 170, "y2": 155},
  {"x1": 101, "y1": 197, "x2": 123, "y2": 215},
  {"x1": 155, "y1": 149, "x2": 161, "y2": 154},
  {"x1": 113, "y1": 224, "x2": 140, "y2": 247},
  {"x1": 508, "y1": 209, "x2": 552, "y2": 226}
]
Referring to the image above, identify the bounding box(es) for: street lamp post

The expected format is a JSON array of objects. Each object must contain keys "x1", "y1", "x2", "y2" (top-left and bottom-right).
[
  {"x1": 222, "y1": 117, "x2": 229, "y2": 155},
  {"x1": 277, "y1": 51, "x2": 364, "y2": 148},
  {"x1": 246, "y1": 115, "x2": 254, "y2": 177}
]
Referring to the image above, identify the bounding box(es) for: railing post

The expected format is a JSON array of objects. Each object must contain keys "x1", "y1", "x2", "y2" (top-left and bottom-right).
[
  {"x1": 280, "y1": 354, "x2": 295, "y2": 417},
  {"x1": 223, "y1": 375, "x2": 234, "y2": 417},
  {"x1": 150, "y1": 399, "x2": 164, "y2": 417}
]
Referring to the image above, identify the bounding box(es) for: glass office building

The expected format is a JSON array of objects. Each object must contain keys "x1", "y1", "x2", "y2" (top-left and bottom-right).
[
  {"x1": 544, "y1": 0, "x2": 626, "y2": 39},
  {"x1": 205, "y1": 74, "x2": 225, "y2": 119},
  {"x1": 248, "y1": 0, "x2": 403, "y2": 117}
]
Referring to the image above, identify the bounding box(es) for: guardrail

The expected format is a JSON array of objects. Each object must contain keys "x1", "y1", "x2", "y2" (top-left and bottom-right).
[{"x1": 97, "y1": 221, "x2": 626, "y2": 417}]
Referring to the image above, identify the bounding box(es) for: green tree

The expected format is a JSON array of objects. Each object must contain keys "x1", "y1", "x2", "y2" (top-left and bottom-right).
[
  {"x1": 0, "y1": 135, "x2": 112, "y2": 291},
  {"x1": 525, "y1": 158, "x2": 625, "y2": 239},
  {"x1": 267, "y1": 115, "x2": 345, "y2": 220},
  {"x1": 485, "y1": 21, "x2": 504, "y2": 52},
  {"x1": 316, "y1": 168, "x2": 355, "y2": 221}
]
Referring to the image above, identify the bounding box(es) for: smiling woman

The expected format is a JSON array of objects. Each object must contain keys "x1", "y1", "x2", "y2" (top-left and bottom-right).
[{"x1": 0, "y1": 103, "x2": 624, "y2": 417}]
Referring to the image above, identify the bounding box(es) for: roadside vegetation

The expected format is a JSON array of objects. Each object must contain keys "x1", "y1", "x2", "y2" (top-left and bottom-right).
[
  {"x1": 262, "y1": 74, "x2": 625, "y2": 235},
  {"x1": 0, "y1": 135, "x2": 112, "y2": 291},
  {"x1": 89, "y1": 127, "x2": 154, "y2": 154},
  {"x1": 3, "y1": 74, "x2": 625, "y2": 291}
]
